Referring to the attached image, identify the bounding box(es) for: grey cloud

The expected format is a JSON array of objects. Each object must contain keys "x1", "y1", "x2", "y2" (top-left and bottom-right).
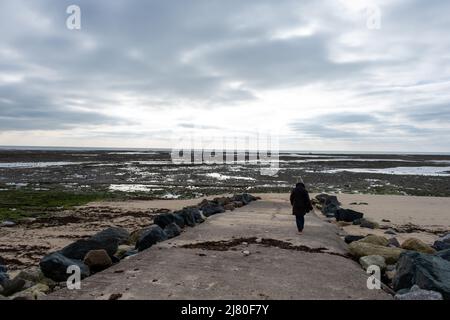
[{"x1": 0, "y1": 0, "x2": 449, "y2": 150}]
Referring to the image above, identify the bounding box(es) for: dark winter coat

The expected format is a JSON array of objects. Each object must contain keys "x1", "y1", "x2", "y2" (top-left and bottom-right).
[{"x1": 290, "y1": 183, "x2": 313, "y2": 216}]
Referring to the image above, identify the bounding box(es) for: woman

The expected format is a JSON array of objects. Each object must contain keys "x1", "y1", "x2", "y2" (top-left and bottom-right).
[{"x1": 290, "y1": 182, "x2": 313, "y2": 234}]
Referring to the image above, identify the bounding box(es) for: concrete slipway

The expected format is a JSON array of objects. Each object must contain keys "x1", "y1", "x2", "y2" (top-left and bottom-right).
[{"x1": 48, "y1": 194, "x2": 390, "y2": 300}]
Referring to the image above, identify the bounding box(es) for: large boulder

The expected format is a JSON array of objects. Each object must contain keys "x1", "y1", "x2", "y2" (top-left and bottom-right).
[
  {"x1": 359, "y1": 255, "x2": 386, "y2": 271},
  {"x1": 39, "y1": 252, "x2": 90, "y2": 282},
  {"x1": 395, "y1": 285, "x2": 443, "y2": 300},
  {"x1": 349, "y1": 241, "x2": 404, "y2": 264},
  {"x1": 358, "y1": 235, "x2": 389, "y2": 246},
  {"x1": 164, "y1": 222, "x2": 181, "y2": 239},
  {"x1": 335, "y1": 208, "x2": 364, "y2": 222},
  {"x1": 401, "y1": 238, "x2": 436, "y2": 254},
  {"x1": 135, "y1": 225, "x2": 168, "y2": 251},
  {"x1": 60, "y1": 227, "x2": 130, "y2": 260},
  {"x1": 393, "y1": 251, "x2": 450, "y2": 299},
  {"x1": 83, "y1": 249, "x2": 112, "y2": 272}
]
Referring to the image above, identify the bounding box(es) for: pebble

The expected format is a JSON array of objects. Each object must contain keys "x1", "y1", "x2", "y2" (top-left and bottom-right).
[
  {"x1": 242, "y1": 250, "x2": 251, "y2": 256},
  {"x1": 0, "y1": 221, "x2": 16, "y2": 228}
]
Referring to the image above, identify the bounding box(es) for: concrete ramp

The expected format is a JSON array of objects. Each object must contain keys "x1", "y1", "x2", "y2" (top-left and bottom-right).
[{"x1": 48, "y1": 194, "x2": 391, "y2": 300}]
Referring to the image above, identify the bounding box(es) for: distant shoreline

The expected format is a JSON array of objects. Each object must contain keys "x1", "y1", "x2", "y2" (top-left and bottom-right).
[{"x1": 1, "y1": 145, "x2": 450, "y2": 155}]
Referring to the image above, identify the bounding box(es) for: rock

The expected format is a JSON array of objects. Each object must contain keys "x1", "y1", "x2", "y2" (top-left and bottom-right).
[
  {"x1": 393, "y1": 251, "x2": 450, "y2": 299},
  {"x1": 433, "y1": 240, "x2": 450, "y2": 251},
  {"x1": 432, "y1": 234, "x2": 450, "y2": 251},
  {"x1": 154, "y1": 213, "x2": 177, "y2": 229},
  {"x1": 316, "y1": 194, "x2": 340, "y2": 217},
  {"x1": 435, "y1": 249, "x2": 450, "y2": 262},
  {"x1": 344, "y1": 235, "x2": 365, "y2": 244},
  {"x1": 358, "y1": 235, "x2": 389, "y2": 246},
  {"x1": 155, "y1": 209, "x2": 200, "y2": 229},
  {"x1": 213, "y1": 197, "x2": 231, "y2": 206},
  {"x1": 15, "y1": 267, "x2": 41, "y2": 283},
  {"x1": 60, "y1": 227, "x2": 130, "y2": 260},
  {"x1": 359, "y1": 218, "x2": 379, "y2": 229},
  {"x1": 395, "y1": 285, "x2": 443, "y2": 300},
  {"x1": 401, "y1": 238, "x2": 436, "y2": 254},
  {"x1": 353, "y1": 218, "x2": 363, "y2": 225},
  {"x1": 388, "y1": 237, "x2": 401, "y2": 248},
  {"x1": 335, "y1": 208, "x2": 364, "y2": 222},
  {"x1": 233, "y1": 201, "x2": 244, "y2": 208},
  {"x1": 172, "y1": 213, "x2": 186, "y2": 228},
  {"x1": 129, "y1": 229, "x2": 145, "y2": 245},
  {"x1": 0, "y1": 272, "x2": 9, "y2": 286},
  {"x1": 83, "y1": 249, "x2": 112, "y2": 272},
  {"x1": 231, "y1": 193, "x2": 257, "y2": 205},
  {"x1": 242, "y1": 250, "x2": 251, "y2": 256},
  {"x1": 191, "y1": 208, "x2": 206, "y2": 224},
  {"x1": 359, "y1": 255, "x2": 386, "y2": 271},
  {"x1": 0, "y1": 220, "x2": 16, "y2": 227},
  {"x1": 349, "y1": 241, "x2": 404, "y2": 264},
  {"x1": 321, "y1": 203, "x2": 340, "y2": 218},
  {"x1": 200, "y1": 203, "x2": 225, "y2": 217},
  {"x1": 15, "y1": 268, "x2": 56, "y2": 289},
  {"x1": 164, "y1": 222, "x2": 181, "y2": 239},
  {"x1": 315, "y1": 194, "x2": 340, "y2": 206},
  {"x1": 39, "y1": 252, "x2": 90, "y2": 282},
  {"x1": 135, "y1": 225, "x2": 168, "y2": 251},
  {"x1": 115, "y1": 245, "x2": 135, "y2": 260},
  {"x1": 385, "y1": 268, "x2": 396, "y2": 282},
  {"x1": 224, "y1": 203, "x2": 235, "y2": 211},
  {"x1": 0, "y1": 277, "x2": 25, "y2": 296},
  {"x1": 10, "y1": 283, "x2": 50, "y2": 300},
  {"x1": 384, "y1": 229, "x2": 397, "y2": 235},
  {"x1": 174, "y1": 208, "x2": 196, "y2": 226}
]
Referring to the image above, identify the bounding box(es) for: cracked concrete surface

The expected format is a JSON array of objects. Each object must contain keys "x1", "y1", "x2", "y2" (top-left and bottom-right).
[{"x1": 47, "y1": 194, "x2": 391, "y2": 300}]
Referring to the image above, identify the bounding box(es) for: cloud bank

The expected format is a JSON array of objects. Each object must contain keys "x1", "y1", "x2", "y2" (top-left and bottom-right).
[{"x1": 0, "y1": 0, "x2": 449, "y2": 152}]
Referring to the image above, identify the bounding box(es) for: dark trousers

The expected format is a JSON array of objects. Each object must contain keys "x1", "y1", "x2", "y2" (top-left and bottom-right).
[{"x1": 295, "y1": 214, "x2": 305, "y2": 231}]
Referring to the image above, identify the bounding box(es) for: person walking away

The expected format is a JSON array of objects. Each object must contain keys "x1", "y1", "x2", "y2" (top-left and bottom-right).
[{"x1": 290, "y1": 182, "x2": 313, "y2": 234}]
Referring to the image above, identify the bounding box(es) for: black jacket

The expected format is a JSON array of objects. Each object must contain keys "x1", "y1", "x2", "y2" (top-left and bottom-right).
[{"x1": 290, "y1": 183, "x2": 313, "y2": 216}]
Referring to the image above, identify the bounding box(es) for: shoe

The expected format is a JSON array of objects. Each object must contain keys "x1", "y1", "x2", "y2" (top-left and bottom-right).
[{"x1": 298, "y1": 230, "x2": 303, "y2": 234}]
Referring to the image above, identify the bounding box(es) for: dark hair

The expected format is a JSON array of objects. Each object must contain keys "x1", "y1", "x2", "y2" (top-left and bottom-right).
[{"x1": 296, "y1": 182, "x2": 305, "y2": 188}]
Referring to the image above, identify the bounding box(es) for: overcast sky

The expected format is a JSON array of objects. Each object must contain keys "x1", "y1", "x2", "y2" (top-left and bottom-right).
[{"x1": 0, "y1": 0, "x2": 449, "y2": 152}]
